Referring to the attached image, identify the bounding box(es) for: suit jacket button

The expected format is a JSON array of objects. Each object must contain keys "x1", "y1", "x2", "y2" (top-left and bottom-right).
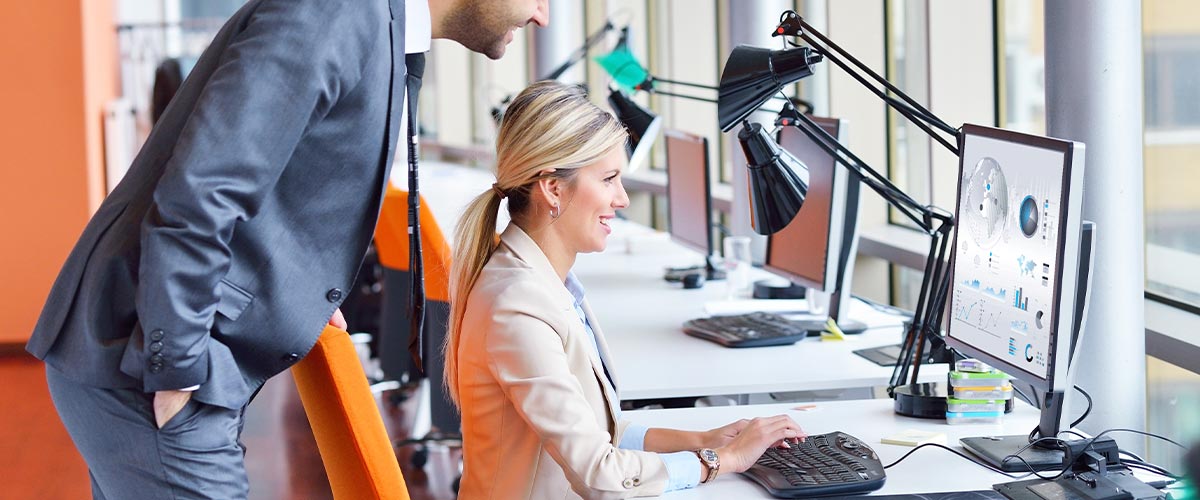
[
  {"x1": 632, "y1": 477, "x2": 641, "y2": 486},
  {"x1": 150, "y1": 354, "x2": 164, "y2": 364},
  {"x1": 149, "y1": 364, "x2": 163, "y2": 374},
  {"x1": 283, "y1": 353, "x2": 300, "y2": 363},
  {"x1": 622, "y1": 478, "x2": 634, "y2": 489},
  {"x1": 149, "y1": 329, "x2": 164, "y2": 341},
  {"x1": 149, "y1": 341, "x2": 164, "y2": 353},
  {"x1": 326, "y1": 288, "x2": 344, "y2": 303}
]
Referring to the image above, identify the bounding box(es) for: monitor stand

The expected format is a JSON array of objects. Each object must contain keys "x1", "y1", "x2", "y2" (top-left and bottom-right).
[{"x1": 961, "y1": 221, "x2": 1096, "y2": 472}]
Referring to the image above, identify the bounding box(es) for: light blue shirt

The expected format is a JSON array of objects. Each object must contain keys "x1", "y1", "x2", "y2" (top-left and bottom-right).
[{"x1": 564, "y1": 272, "x2": 701, "y2": 492}]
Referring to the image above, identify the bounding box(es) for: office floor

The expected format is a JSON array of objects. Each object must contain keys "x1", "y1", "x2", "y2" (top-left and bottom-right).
[{"x1": 0, "y1": 353, "x2": 460, "y2": 500}]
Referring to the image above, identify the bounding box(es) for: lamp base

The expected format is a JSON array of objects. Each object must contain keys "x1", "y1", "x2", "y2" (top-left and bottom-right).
[
  {"x1": 753, "y1": 279, "x2": 806, "y2": 299},
  {"x1": 893, "y1": 382, "x2": 948, "y2": 419}
]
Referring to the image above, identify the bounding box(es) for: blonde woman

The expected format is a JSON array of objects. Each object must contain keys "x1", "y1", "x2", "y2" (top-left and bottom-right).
[{"x1": 445, "y1": 81, "x2": 807, "y2": 499}]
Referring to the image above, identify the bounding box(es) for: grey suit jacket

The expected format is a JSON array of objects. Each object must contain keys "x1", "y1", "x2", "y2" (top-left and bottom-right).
[{"x1": 28, "y1": 0, "x2": 410, "y2": 410}]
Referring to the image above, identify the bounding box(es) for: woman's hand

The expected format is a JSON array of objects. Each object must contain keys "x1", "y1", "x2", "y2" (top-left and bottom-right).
[
  {"x1": 702, "y1": 419, "x2": 750, "y2": 449},
  {"x1": 714, "y1": 415, "x2": 807, "y2": 474}
]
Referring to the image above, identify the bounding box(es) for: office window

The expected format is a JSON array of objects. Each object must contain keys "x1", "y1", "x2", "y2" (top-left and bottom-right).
[
  {"x1": 1144, "y1": 0, "x2": 1200, "y2": 309},
  {"x1": 886, "y1": 0, "x2": 994, "y2": 309},
  {"x1": 997, "y1": 0, "x2": 1045, "y2": 135},
  {"x1": 1145, "y1": 356, "x2": 1200, "y2": 473}
]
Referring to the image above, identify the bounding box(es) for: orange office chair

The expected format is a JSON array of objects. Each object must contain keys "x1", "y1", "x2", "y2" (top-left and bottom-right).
[
  {"x1": 292, "y1": 325, "x2": 411, "y2": 500},
  {"x1": 374, "y1": 185, "x2": 461, "y2": 473}
]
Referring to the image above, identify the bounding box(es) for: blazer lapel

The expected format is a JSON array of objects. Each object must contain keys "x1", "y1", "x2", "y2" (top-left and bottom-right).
[{"x1": 499, "y1": 226, "x2": 623, "y2": 430}]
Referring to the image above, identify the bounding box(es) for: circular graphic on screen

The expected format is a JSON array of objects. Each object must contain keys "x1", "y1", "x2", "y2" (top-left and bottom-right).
[
  {"x1": 1020, "y1": 195, "x2": 1039, "y2": 238},
  {"x1": 965, "y1": 157, "x2": 1009, "y2": 248}
]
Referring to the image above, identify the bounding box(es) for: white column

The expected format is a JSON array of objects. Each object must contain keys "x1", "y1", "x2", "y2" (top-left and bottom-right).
[
  {"x1": 1044, "y1": 0, "x2": 1146, "y2": 453},
  {"x1": 529, "y1": 0, "x2": 585, "y2": 84}
]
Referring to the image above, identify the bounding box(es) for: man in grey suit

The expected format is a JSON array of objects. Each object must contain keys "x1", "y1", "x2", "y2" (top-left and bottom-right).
[{"x1": 28, "y1": 0, "x2": 547, "y2": 497}]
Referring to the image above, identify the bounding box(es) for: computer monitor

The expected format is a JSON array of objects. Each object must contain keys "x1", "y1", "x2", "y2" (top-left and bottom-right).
[
  {"x1": 665, "y1": 129, "x2": 722, "y2": 278},
  {"x1": 945, "y1": 124, "x2": 1091, "y2": 471},
  {"x1": 765, "y1": 117, "x2": 865, "y2": 333}
]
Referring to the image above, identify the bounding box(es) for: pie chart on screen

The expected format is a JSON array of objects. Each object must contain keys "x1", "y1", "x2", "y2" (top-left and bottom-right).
[{"x1": 1020, "y1": 195, "x2": 1039, "y2": 238}]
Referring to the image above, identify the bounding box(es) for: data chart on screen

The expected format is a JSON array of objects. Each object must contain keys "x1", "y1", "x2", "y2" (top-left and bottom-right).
[{"x1": 949, "y1": 133, "x2": 1069, "y2": 382}]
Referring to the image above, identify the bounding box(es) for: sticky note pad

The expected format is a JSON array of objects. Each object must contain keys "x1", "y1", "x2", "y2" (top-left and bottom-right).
[{"x1": 880, "y1": 429, "x2": 947, "y2": 447}]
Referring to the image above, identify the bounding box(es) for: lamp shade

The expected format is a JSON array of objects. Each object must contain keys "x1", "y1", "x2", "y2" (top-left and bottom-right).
[
  {"x1": 595, "y1": 46, "x2": 651, "y2": 94},
  {"x1": 718, "y1": 45, "x2": 822, "y2": 132},
  {"x1": 608, "y1": 88, "x2": 662, "y2": 173},
  {"x1": 739, "y1": 122, "x2": 809, "y2": 235}
]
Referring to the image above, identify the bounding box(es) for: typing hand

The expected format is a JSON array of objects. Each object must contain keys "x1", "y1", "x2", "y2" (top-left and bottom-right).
[
  {"x1": 704, "y1": 419, "x2": 751, "y2": 448},
  {"x1": 715, "y1": 415, "x2": 807, "y2": 474},
  {"x1": 153, "y1": 389, "x2": 192, "y2": 429},
  {"x1": 328, "y1": 308, "x2": 347, "y2": 330}
]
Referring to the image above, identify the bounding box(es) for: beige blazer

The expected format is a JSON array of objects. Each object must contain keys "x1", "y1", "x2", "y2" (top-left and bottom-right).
[{"x1": 456, "y1": 224, "x2": 670, "y2": 499}]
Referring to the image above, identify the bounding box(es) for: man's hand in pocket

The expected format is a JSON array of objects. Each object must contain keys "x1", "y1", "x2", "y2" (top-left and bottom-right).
[{"x1": 154, "y1": 389, "x2": 192, "y2": 429}]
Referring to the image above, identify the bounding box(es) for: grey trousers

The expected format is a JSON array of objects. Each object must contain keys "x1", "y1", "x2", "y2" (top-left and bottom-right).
[{"x1": 46, "y1": 365, "x2": 250, "y2": 500}]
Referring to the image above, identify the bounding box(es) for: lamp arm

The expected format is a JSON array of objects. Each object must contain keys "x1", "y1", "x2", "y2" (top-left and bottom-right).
[
  {"x1": 543, "y1": 21, "x2": 616, "y2": 81},
  {"x1": 787, "y1": 111, "x2": 950, "y2": 233},
  {"x1": 782, "y1": 112, "x2": 956, "y2": 392},
  {"x1": 781, "y1": 12, "x2": 957, "y2": 137},
  {"x1": 799, "y1": 34, "x2": 959, "y2": 156},
  {"x1": 650, "y1": 76, "x2": 718, "y2": 91},
  {"x1": 647, "y1": 88, "x2": 717, "y2": 104}
]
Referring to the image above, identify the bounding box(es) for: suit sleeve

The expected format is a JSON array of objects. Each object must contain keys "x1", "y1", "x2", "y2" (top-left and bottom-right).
[
  {"x1": 136, "y1": 0, "x2": 381, "y2": 392},
  {"x1": 486, "y1": 290, "x2": 670, "y2": 499}
]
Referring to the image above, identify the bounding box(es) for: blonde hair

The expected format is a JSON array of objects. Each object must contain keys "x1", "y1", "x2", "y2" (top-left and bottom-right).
[{"x1": 444, "y1": 81, "x2": 628, "y2": 406}]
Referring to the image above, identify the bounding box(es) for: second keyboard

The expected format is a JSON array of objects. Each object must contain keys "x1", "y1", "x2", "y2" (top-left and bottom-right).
[{"x1": 682, "y1": 312, "x2": 820, "y2": 347}]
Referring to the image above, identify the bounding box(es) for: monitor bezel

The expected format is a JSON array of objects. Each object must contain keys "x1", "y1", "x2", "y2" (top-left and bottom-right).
[
  {"x1": 944, "y1": 124, "x2": 1085, "y2": 395},
  {"x1": 763, "y1": 116, "x2": 847, "y2": 293},
  {"x1": 664, "y1": 129, "x2": 714, "y2": 257}
]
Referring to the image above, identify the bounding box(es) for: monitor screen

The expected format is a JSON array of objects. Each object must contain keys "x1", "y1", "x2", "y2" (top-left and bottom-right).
[
  {"x1": 946, "y1": 124, "x2": 1083, "y2": 393},
  {"x1": 764, "y1": 117, "x2": 843, "y2": 291},
  {"x1": 665, "y1": 129, "x2": 713, "y2": 256}
]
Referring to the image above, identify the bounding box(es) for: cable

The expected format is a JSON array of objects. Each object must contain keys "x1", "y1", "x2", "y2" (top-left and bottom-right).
[
  {"x1": 1118, "y1": 449, "x2": 1146, "y2": 462},
  {"x1": 1122, "y1": 459, "x2": 1181, "y2": 479},
  {"x1": 1091, "y1": 428, "x2": 1188, "y2": 451},
  {"x1": 882, "y1": 443, "x2": 1036, "y2": 479},
  {"x1": 1070, "y1": 385, "x2": 1092, "y2": 428}
]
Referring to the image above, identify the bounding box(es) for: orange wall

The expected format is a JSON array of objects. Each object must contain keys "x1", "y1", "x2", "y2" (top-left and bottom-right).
[{"x1": 0, "y1": 2, "x2": 116, "y2": 346}]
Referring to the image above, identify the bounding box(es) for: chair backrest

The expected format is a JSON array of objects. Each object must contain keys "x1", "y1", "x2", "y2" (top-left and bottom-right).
[
  {"x1": 292, "y1": 325, "x2": 411, "y2": 500},
  {"x1": 374, "y1": 185, "x2": 452, "y2": 302}
]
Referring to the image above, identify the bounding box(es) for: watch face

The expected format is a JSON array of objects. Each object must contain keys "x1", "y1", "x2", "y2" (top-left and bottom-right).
[{"x1": 700, "y1": 448, "x2": 719, "y2": 464}]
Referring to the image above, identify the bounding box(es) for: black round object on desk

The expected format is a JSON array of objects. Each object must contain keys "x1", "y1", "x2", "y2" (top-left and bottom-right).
[
  {"x1": 681, "y1": 273, "x2": 705, "y2": 289},
  {"x1": 752, "y1": 279, "x2": 806, "y2": 299},
  {"x1": 893, "y1": 382, "x2": 948, "y2": 419}
]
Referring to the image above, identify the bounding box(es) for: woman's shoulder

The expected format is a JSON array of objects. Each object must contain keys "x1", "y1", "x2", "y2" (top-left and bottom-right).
[{"x1": 462, "y1": 255, "x2": 571, "y2": 335}]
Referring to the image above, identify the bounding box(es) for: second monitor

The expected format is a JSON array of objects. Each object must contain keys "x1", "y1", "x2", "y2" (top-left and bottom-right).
[{"x1": 766, "y1": 116, "x2": 866, "y2": 334}]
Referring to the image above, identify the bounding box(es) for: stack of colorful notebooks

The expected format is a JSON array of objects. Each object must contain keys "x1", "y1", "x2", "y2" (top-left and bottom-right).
[{"x1": 946, "y1": 362, "x2": 1014, "y2": 424}]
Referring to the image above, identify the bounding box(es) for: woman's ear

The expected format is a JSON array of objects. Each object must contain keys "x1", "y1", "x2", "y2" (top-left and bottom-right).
[{"x1": 535, "y1": 173, "x2": 564, "y2": 208}]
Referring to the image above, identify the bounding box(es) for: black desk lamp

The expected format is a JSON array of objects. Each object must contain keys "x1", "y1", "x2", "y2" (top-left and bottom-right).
[
  {"x1": 607, "y1": 88, "x2": 663, "y2": 173},
  {"x1": 719, "y1": 10, "x2": 961, "y2": 418},
  {"x1": 599, "y1": 35, "x2": 810, "y2": 172}
]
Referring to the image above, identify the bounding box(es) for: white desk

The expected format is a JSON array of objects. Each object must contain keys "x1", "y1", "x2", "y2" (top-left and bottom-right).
[
  {"x1": 575, "y1": 220, "x2": 947, "y2": 402},
  {"x1": 627, "y1": 399, "x2": 1042, "y2": 498}
]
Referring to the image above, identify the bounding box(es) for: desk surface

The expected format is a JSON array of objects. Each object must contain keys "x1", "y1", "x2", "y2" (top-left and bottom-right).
[
  {"x1": 627, "y1": 398, "x2": 1042, "y2": 498},
  {"x1": 575, "y1": 220, "x2": 946, "y2": 401}
]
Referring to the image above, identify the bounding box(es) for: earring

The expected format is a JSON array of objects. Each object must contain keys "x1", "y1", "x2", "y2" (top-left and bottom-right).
[{"x1": 550, "y1": 205, "x2": 560, "y2": 219}]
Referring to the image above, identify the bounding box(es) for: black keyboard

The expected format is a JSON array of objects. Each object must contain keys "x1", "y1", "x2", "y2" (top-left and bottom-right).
[
  {"x1": 742, "y1": 431, "x2": 887, "y2": 498},
  {"x1": 682, "y1": 312, "x2": 820, "y2": 347}
]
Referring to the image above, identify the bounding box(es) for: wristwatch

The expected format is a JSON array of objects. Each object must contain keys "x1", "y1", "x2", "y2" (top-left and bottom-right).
[{"x1": 694, "y1": 448, "x2": 720, "y2": 483}]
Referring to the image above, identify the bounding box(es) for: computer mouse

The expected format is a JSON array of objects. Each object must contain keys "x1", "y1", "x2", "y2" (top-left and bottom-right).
[{"x1": 681, "y1": 272, "x2": 705, "y2": 289}]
